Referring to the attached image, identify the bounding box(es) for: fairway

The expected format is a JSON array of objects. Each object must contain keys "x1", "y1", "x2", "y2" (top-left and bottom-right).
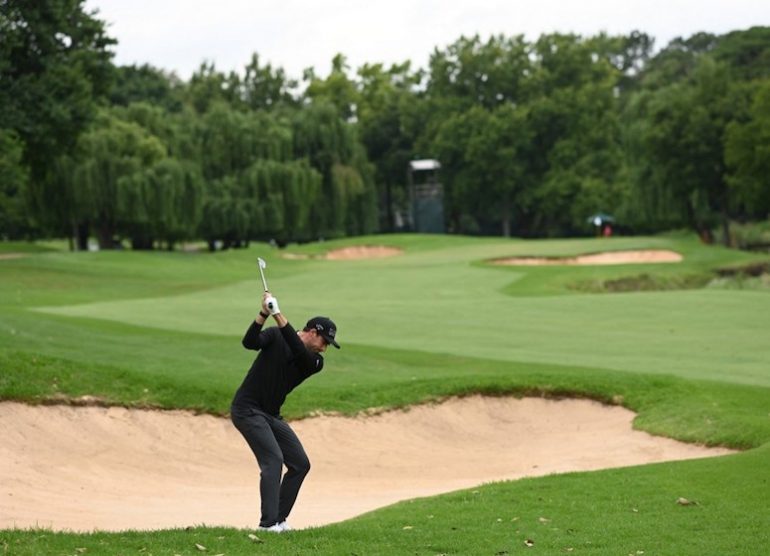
[{"x1": 36, "y1": 240, "x2": 770, "y2": 386}]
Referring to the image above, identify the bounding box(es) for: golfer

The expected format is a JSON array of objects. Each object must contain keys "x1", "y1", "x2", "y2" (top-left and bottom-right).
[{"x1": 231, "y1": 291, "x2": 340, "y2": 533}]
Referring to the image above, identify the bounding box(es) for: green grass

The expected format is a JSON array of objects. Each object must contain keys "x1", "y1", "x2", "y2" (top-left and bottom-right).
[
  {"x1": 18, "y1": 237, "x2": 770, "y2": 385},
  {"x1": 0, "y1": 239, "x2": 69, "y2": 253},
  {"x1": 1, "y1": 233, "x2": 769, "y2": 554}
]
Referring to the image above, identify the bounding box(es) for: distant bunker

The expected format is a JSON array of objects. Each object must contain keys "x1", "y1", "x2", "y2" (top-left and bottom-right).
[
  {"x1": 284, "y1": 246, "x2": 404, "y2": 260},
  {"x1": 490, "y1": 249, "x2": 683, "y2": 266},
  {"x1": 325, "y1": 246, "x2": 403, "y2": 260}
]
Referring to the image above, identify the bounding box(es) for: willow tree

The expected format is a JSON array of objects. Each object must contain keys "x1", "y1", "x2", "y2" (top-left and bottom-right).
[
  {"x1": 292, "y1": 101, "x2": 377, "y2": 238},
  {"x1": 73, "y1": 110, "x2": 166, "y2": 248},
  {"x1": 198, "y1": 176, "x2": 249, "y2": 250},
  {"x1": 117, "y1": 158, "x2": 203, "y2": 249},
  {"x1": 197, "y1": 102, "x2": 305, "y2": 247},
  {"x1": 239, "y1": 159, "x2": 323, "y2": 243},
  {"x1": 199, "y1": 102, "x2": 293, "y2": 180}
]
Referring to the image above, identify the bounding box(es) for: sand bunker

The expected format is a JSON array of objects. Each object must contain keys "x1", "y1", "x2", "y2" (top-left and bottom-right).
[
  {"x1": 491, "y1": 249, "x2": 683, "y2": 266},
  {"x1": 325, "y1": 245, "x2": 403, "y2": 260},
  {"x1": 0, "y1": 396, "x2": 733, "y2": 532},
  {"x1": 283, "y1": 246, "x2": 403, "y2": 261}
]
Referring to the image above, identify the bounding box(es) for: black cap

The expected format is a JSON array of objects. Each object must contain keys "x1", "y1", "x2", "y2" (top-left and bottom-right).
[{"x1": 306, "y1": 316, "x2": 340, "y2": 349}]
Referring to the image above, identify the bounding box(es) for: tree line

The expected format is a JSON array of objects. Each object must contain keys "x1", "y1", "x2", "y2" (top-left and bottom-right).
[{"x1": 1, "y1": 2, "x2": 768, "y2": 249}]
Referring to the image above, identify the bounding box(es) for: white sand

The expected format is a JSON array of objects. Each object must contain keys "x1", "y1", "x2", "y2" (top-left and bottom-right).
[
  {"x1": 491, "y1": 250, "x2": 683, "y2": 266},
  {"x1": 0, "y1": 396, "x2": 733, "y2": 532}
]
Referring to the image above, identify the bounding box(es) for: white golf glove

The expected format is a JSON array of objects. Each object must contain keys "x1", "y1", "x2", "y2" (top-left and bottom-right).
[{"x1": 265, "y1": 296, "x2": 280, "y2": 315}]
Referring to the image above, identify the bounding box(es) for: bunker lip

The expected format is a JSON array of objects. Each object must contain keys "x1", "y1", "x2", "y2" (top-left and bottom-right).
[
  {"x1": 283, "y1": 245, "x2": 404, "y2": 260},
  {"x1": 490, "y1": 249, "x2": 683, "y2": 266},
  {"x1": 0, "y1": 396, "x2": 735, "y2": 533}
]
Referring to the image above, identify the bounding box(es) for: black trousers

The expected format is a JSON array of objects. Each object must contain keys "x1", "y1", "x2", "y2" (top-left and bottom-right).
[{"x1": 231, "y1": 406, "x2": 311, "y2": 527}]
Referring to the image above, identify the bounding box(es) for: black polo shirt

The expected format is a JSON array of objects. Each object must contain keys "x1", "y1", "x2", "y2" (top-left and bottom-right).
[{"x1": 232, "y1": 320, "x2": 324, "y2": 417}]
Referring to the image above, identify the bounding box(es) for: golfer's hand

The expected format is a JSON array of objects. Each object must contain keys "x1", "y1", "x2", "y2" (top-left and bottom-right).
[
  {"x1": 261, "y1": 292, "x2": 273, "y2": 314},
  {"x1": 265, "y1": 295, "x2": 281, "y2": 315}
]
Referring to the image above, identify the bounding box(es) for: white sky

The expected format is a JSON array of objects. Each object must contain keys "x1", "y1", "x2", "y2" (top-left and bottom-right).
[{"x1": 85, "y1": 0, "x2": 770, "y2": 80}]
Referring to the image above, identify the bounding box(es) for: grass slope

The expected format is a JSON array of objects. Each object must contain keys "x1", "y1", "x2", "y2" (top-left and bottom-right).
[{"x1": 3, "y1": 445, "x2": 768, "y2": 555}]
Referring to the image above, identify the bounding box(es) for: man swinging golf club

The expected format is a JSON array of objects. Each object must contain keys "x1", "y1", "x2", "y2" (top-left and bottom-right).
[{"x1": 230, "y1": 258, "x2": 340, "y2": 533}]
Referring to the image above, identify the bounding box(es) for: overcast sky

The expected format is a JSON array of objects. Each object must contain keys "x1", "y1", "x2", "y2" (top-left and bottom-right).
[{"x1": 84, "y1": 0, "x2": 770, "y2": 80}]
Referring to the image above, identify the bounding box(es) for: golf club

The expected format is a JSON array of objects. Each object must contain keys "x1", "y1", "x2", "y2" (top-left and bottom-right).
[{"x1": 257, "y1": 257, "x2": 269, "y2": 292}]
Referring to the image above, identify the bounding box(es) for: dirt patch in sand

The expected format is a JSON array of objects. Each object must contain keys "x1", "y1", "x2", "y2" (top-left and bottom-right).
[
  {"x1": 0, "y1": 396, "x2": 733, "y2": 532},
  {"x1": 491, "y1": 249, "x2": 683, "y2": 266}
]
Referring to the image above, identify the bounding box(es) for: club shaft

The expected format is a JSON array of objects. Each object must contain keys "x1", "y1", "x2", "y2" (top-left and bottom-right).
[{"x1": 259, "y1": 268, "x2": 269, "y2": 291}]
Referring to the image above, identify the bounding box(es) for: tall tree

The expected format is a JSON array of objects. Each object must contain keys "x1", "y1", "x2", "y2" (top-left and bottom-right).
[
  {"x1": 725, "y1": 79, "x2": 770, "y2": 219},
  {"x1": 304, "y1": 54, "x2": 359, "y2": 121},
  {"x1": 238, "y1": 53, "x2": 299, "y2": 110},
  {"x1": 184, "y1": 62, "x2": 231, "y2": 114},
  {"x1": 712, "y1": 26, "x2": 770, "y2": 80},
  {"x1": 587, "y1": 30, "x2": 654, "y2": 92},
  {"x1": 199, "y1": 101, "x2": 293, "y2": 181},
  {"x1": 433, "y1": 104, "x2": 535, "y2": 236},
  {"x1": 356, "y1": 61, "x2": 423, "y2": 230},
  {"x1": 0, "y1": 129, "x2": 30, "y2": 238},
  {"x1": 73, "y1": 109, "x2": 166, "y2": 248},
  {"x1": 110, "y1": 63, "x2": 183, "y2": 112},
  {"x1": 292, "y1": 101, "x2": 377, "y2": 238},
  {"x1": 0, "y1": 0, "x2": 115, "y2": 238},
  {"x1": 638, "y1": 32, "x2": 719, "y2": 88},
  {"x1": 632, "y1": 57, "x2": 736, "y2": 243},
  {"x1": 118, "y1": 157, "x2": 203, "y2": 250},
  {"x1": 425, "y1": 32, "x2": 628, "y2": 237},
  {"x1": 426, "y1": 34, "x2": 533, "y2": 113}
]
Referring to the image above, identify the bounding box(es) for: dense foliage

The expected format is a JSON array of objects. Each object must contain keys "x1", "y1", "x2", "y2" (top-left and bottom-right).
[{"x1": 1, "y1": 2, "x2": 768, "y2": 247}]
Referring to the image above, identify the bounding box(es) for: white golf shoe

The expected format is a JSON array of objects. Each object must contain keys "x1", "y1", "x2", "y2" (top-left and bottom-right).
[
  {"x1": 258, "y1": 523, "x2": 284, "y2": 533},
  {"x1": 277, "y1": 521, "x2": 292, "y2": 532}
]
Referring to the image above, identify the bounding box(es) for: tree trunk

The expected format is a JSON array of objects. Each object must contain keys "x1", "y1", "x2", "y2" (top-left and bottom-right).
[
  {"x1": 131, "y1": 236, "x2": 153, "y2": 250},
  {"x1": 501, "y1": 216, "x2": 511, "y2": 238},
  {"x1": 721, "y1": 212, "x2": 731, "y2": 248},
  {"x1": 385, "y1": 181, "x2": 393, "y2": 232},
  {"x1": 685, "y1": 200, "x2": 713, "y2": 244},
  {"x1": 96, "y1": 222, "x2": 114, "y2": 250},
  {"x1": 68, "y1": 223, "x2": 75, "y2": 252},
  {"x1": 699, "y1": 227, "x2": 715, "y2": 244},
  {"x1": 501, "y1": 201, "x2": 512, "y2": 238},
  {"x1": 76, "y1": 222, "x2": 89, "y2": 251}
]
